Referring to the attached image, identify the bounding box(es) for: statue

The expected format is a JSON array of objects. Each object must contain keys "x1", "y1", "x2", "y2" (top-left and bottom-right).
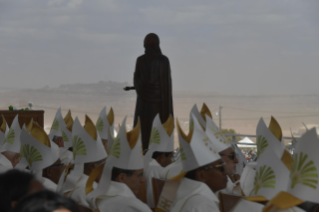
[{"x1": 124, "y1": 33, "x2": 174, "y2": 150}]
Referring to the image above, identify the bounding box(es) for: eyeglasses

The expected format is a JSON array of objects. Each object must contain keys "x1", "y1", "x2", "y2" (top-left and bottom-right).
[
  {"x1": 203, "y1": 163, "x2": 225, "y2": 173},
  {"x1": 220, "y1": 152, "x2": 236, "y2": 160}
]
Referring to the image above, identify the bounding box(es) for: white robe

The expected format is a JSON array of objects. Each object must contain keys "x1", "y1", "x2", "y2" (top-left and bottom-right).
[
  {"x1": 42, "y1": 177, "x2": 57, "y2": 192},
  {"x1": 96, "y1": 181, "x2": 152, "y2": 212},
  {"x1": 159, "y1": 158, "x2": 183, "y2": 180},
  {"x1": 171, "y1": 178, "x2": 220, "y2": 212},
  {"x1": 59, "y1": 148, "x2": 73, "y2": 165},
  {"x1": 144, "y1": 159, "x2": 163, "y2": 208},
  {"x1": 65, "y1": 174, "x2": 97, "y2": 208},
  {"x1": 231, "y1": 199, "x2": 305, "y2": 212},
  {"x1": 0, "y1": 154, "x2": 13, "y2": 173}
]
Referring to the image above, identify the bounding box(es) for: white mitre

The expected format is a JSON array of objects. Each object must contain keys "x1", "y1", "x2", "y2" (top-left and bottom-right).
[
  {"x1": 57, "y1": 109, "x2": 74, "y2": 149},
  {"x1": 0, "y1": 115, "x2": 9, "y2": 149},
  {"x1": 205, "y1": 115, "x2": 231, "y2": 152},
  {"x1": 256, "y1": 117, "x2": 286, "y2": 159},
  {"x1": 1, "y1": 114, "x2": 21, "y2": 153},
  {"x1": 86, "y1": 117, "x2": 143, "y2": 208},
  {"x1": 20, "y1": 123, "x2": 60, "y2": 171},
  {"x1": 144, "y1": 114, "x2": 174, "y2": 168},
  {"x1": 179, "y1": 113, "x2": 220, "y2": 173},
  {"x1": 264, "y1": 128, "x2": 319, "y2": 211},
  {"x1": 72, "y1": 115, "x2": 107, "y2": 164},
  {"x1": 96, "y1": 106, "x2": 115, "y2": 140},
  {"x1": 48, "y1": 108, "x2": 64, "y2": 141}
]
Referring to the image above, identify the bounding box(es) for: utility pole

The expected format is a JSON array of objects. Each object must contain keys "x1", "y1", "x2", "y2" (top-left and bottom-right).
[{"x1": 219, "y1": 106, "x2": 222, "y2": 129}]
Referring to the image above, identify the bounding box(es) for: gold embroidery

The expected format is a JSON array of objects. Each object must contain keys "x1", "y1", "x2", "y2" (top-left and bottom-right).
[{"x1": 159, "y1": 197, "x2": 173, "y2": 211}]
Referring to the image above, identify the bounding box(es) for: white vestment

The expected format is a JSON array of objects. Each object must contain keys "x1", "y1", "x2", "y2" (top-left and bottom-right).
[
  {"x1": 171, "y1": 178, "x2": 220, "y2": 212},
  {"x1": 42, "y1": 177, "x2": 57, "y2": 192},
  {"x1": 59, "y1": 148, "x2": 73, "y2": 165},
  {"x1": 0, "y1": 154, "x2": 13, "y2": 173},
  {"x1": 96, "y1": 181, "x2": 152, "y2": 212},
  {"x1": 65, "y1": 174, "x2": 97, "y2": 208},
  {"x1": 145, "y1": 159, "x2": 163, "y2": 208},
  {"x1": 159, "y1": 159, "x2": 183, "y2": 180}
]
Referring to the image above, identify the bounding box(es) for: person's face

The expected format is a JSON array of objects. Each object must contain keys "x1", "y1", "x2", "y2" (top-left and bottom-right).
[
  {"x1": 157, "y1": 153, "x2": 173, "y2": 168},
  {"x1": 118, "y1": 169, "x2": 145, "y2": 196},
  {"x1": 102, "y1": 139, "x2": 108, "y2": 153},
  {"x1": 54, "y1": 136, "x2": 64, "y2": 148},
  {"x1": 219, "y1": 147, "x2": 238, "y2": 175},
  {"x1": 196, "y1": 159, "x2": 228, "y2": 193},
  {"x1": 44, "y1": 159, "x2": 65, "y2": 184}
]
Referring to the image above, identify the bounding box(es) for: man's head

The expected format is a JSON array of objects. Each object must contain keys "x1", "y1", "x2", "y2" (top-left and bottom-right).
[
  {"x1": 185, "y1": 159, "x2": 228, "y2": 193},
  {"x1": 42, "y1": 159, "x2": 64, "y2": 184},
  {"x1": 84, "y1": 158, "x2": 106, "y2": 182},
  {"x1": 12, "y1": 190, "x2": 78, "y2": 212},
  {"x1": 52, "y1": 136, "x2": 64, "y2": 148},
  {"x1": 111, "y1": 167, "x2": 144, "y2": 196},
  {"x1": 0, "y1": 169, "x2": 44, "y2": 211},
  {"x1": 152, "y1": 151, "x2": 173, "y2": 167},
  {"x1": 1, "y1": 151, "x2": 20, "y2": 167},
  {"x1": 219, "y1": 147, "x2": 239, "y2": 176}
]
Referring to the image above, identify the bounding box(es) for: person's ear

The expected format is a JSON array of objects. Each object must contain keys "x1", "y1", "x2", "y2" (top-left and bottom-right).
[
  {"x1": 11, "y1": 200, "x2": 18, "y2": 208},
  {"x1": 12, "y1": 153, "x2": 20, "y2": 167},
  {"x1": 195, "y1": 170, "x2": 207, "y2": 183},
  {"x1": 116, "y1": 173, "x2": 127, "y2": 183}
]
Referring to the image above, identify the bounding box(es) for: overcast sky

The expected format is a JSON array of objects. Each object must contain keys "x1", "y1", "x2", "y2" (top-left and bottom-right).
[{"x1": 0, "y1": 0, "x2": 318, "y2": 95}]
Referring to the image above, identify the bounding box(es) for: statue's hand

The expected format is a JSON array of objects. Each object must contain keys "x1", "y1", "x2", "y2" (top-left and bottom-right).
[{"x1": 123, "y1": 86, "x2": 135, "y2": 91}]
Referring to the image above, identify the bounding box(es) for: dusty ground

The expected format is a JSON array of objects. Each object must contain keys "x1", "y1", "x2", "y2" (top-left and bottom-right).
[{"x1": 1, "y1": 86, "x2": 318, "y2": 148}]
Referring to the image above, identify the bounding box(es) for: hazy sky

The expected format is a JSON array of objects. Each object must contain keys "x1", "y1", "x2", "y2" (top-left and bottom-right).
[{"x1": 0, "y1": 0, "x2": 318, "y2": 95}]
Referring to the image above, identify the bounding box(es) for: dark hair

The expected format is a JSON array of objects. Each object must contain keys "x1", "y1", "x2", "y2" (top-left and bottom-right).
[
  {"x1": 0, "y1": 170, "x2": 35, "y2": 212},
  {"x1": 184, "y1": 164, "x2": 208, "y2": 180},
  {"x1": 111, "y1": 167, "x2": 135, "y2": 181},
  {"x1": 12, "y1": 190, "x2": 79, "y2": 212},
  {"x1": 152, "y1": 151, "x2": 173, "y2": 160}
]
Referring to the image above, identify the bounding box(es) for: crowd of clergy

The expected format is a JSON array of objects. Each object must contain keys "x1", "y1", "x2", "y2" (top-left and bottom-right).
[{"x1": 0, "y1": 103, "x2": 319, "y2": 212}]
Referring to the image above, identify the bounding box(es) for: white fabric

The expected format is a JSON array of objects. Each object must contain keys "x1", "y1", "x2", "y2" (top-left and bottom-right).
[
  {"x1": 42, "y1": 177, "x2": 57, "y2": 192},
  {"x1": 49, "y1": 108, "x2": 63, "y2": 140},
  {"x1": 95, "y1": 181, "x2": 152, "y2": 212},
  {"x1": 144, "y1": 159, "x2": 163, "y2": 208},
  {"x1": 59, "y1": 148, "x2": 73, "y2": 165},
  {"x1": 0, "y1": 154, "x2": 13, "y2": 173},
  {"x1": 65, "y1": 174, "x2": 97, "y2": 208},
  {"x1": 159, "y1": 157, "x2": 183, "y2": 180},
  {"x1": 72, "y1": 117, "x2": 107, "y2": 164},
  {"x1": 2, "y1": 115, "x2": 21, "y2": 153},
  {"x1": 171, "y1": 178, "x2": 220, "y2": 212},
  {"x1": 144, "y1": 114, "x2": 174, "y2": 169},
  {"x1": 240, "y1": 162, "x2": 257, "y2": 196},
  {"x1": 179, "y1": 114, "x2": 221, "y2": 172},
  {"x1": 231, "y1": 199, "x2": 264, "y2": 212},
  {"x1": 96, "y1": 106, "x2": 114, "y2": 140}
]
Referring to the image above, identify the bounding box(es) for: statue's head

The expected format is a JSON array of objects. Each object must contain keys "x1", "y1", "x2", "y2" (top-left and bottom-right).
[
  {"x1": 144, "y1": 33, "x2": 160, "y2": 47},
  {"x1": 144, "y1": 33, "x2": 161, "y2": 55}
]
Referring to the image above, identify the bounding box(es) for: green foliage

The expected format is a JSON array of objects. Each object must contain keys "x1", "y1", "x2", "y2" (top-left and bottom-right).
[
  {"x1": 180, "y1": 146, "x2": 187, "y2": 161},
  {"x1": 51, "y1": 118, "x2": 59, "y2": 131},
  {"x1": 4, "y1": 128, "x2": 15, "y2": 144},
  {"x1": 252, "y1": 165, "x2": 276, "y2": 195},
  {"x1": 150, "y1": 127, "x2": 161, "y2": 145},
  {"x1": 8, "y1": 105, "x2": 13, "y2": 111},
  {"x1": 290, "y1": 152, "x2": 318, "y2": 189},
  {"x1": 220, "y1": 129, "x2": 242, "y2": 142},
  {"x1": 72, "y1": 135, "x2": 87, "y2": 159},
  {"x1": 62, "y1": 130, "x2": 69, "y2": 142},
  {"x1": 20, "y1": 144, "x2": 43, "y2": 167},
  {"x1": 109, "y1": 137, "x2": 121, "y2": 159},
  {"x1": 257, "y1": 135, "x2": 268, "y2": 158},
  {"x1": 96, "y1": 117, "x2": 104, "y2": 132}
]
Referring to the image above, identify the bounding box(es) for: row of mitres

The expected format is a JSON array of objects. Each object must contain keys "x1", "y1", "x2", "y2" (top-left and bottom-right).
[{"x1": 0, "y1": 104, "x2": 318, "y2": 211}]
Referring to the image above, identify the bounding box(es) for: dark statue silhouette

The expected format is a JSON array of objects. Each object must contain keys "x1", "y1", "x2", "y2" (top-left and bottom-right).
[{"x1": 124, "y1": 33, "x2": 174, "y2": 150}]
